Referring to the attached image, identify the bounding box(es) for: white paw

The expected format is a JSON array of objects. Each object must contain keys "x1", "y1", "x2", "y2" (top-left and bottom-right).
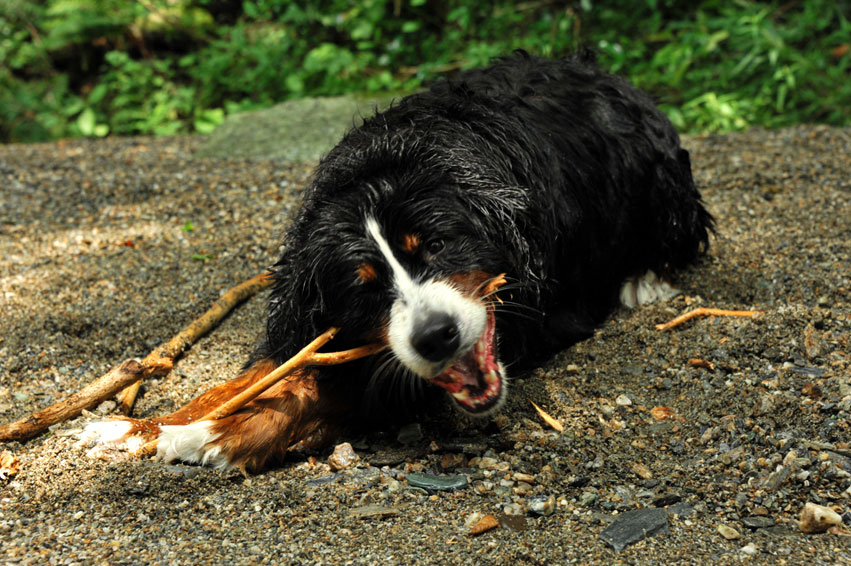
[
  {"x1": 156, "y1": 421, "x2": 230, "y2": 469},
  {"x1": 75, "y1": 420, "x2": 146, "y2": 461},
  {"x1": 620, "y1": 270, "x2": 680, "y2": 309}
]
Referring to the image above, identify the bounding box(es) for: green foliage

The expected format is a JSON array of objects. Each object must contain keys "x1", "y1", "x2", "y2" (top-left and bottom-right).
[{"x1": 2, "y1": 0, "x2": 849, "y2": 142}]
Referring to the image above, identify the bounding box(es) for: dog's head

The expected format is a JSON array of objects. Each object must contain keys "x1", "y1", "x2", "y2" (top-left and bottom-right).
[
  {"x1": 362, "y1": 215, "x2": 507, "y2": 414},
  {"x1": 268, "y1": 124, "x2": 545, "y2": 416}
]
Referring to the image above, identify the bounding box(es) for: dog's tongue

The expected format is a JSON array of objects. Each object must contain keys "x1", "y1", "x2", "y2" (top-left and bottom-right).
[
  {"x1": 431, "y1": 348, "x2": 482, "y2": 394},
  {"x1": 430, "y1": 310, "x2": 501, "y2": 411}
]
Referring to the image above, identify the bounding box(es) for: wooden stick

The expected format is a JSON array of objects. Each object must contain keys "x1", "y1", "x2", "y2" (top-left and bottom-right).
[
  {"x1": 655, "y1": 307, "x2": 761, "y2": 331},
  {"x1": 0, "y1": 273, "x2": 273, "y2": 443},
  {"x1": 0, "y1": 360, "x2": 145, "y2": 442},
  {"x1": 117, "y1": 272, "x2": 274, "y2": 413},
  {"x1": 199, "y1": 332, "x2": 385, "y2": 422},
  {"x1": 137, "y1": 333, "x2": 385, "y2": 457}
]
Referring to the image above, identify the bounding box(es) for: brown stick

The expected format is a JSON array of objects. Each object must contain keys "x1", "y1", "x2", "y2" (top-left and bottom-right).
[
  {"x1": 0, "y1": 360, "x2": 145, "y2": 442},
  {"x1": 117, "y1": 272, "x2": 274, "y2": 413},
  {"x1": 137, "y1": 332, "x2": 385, "y2": 456},
  {"x1": 199, "y1": 331, "x2": 385, "y2": 422},
  {"x1": 655, "y1": 307, "x2": 761, "y2": 331}
]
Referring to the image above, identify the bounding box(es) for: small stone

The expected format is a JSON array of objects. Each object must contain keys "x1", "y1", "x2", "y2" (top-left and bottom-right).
[
  {"x1": 348, "y1": 505, "x2": 399, "y2": 519},
  {"x1": 513, "y1": 472, "x2": 535, "y2": 483},
  {"x1": 477, "y1": 457, "x2": 499, "y2": 470},
  {"x1": 741, "y1": 515, "x2": 776, "y2": 530},
  {"x1": 740, "y1": 543, "x2": 758, "y2": 555},
  {"x1": 717, "y1": 524, "x2": 741, "y2": 540},
  {"x1": 406, "y1": 472, "x2": 467, "y2": 491},
  {"x1": 328, "y1": 442, "x2": 359, "y2": 471},
  {"x1": 615, "y1": 394, "x2": 632, "y2": 406},
  {"x1": 165, "y1": 464, "x2": 200, "y2": 478},
  {"x1": 666, "y1": 502, "x2": 694, "y2": 518},
  {"x1": 650, "y1": 406, "x2": 675, "y2": 421},
  {"x1": 599, "y1": 508, "x2": 669, "y2": 552},
  {"x1": 439, "y1": 453, "x2": 466, "y2": 470},
  {"x1": 763, "y1": 465, "x2": 791, "y2": 491},
  {"x1": 579, "y1": 491, "x2": 597, "y2": 506},
  {"x1": 799, "y1": 502, "x2": 842, "y2": 534},
  {"x1": 469, "y1": 514, "x2": 499, "y2": 536},
  {"x1": 502, "y1": 502, "x2": 524, "y2": 516},
  {"x1": 631, "y1": 462, "x2": 653, "y2": 480},
  {"x1": 527, "y1": 495, "x2": 556, "y2": 516},
  {"x1": 652, "y1": 493, "x2": 681, "y2": 507}
]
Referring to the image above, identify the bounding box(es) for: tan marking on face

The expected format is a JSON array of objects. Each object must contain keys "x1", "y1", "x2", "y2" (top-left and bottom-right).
[
  {"x1": 447, "y1": 271, "x2": 500, "y2": 297},
  {"x1": 402, "y1": 233, "x2": 421, "y2": 254},
  {"x1": 357, "y1": 263, "x2": 378, "y2": 284}
]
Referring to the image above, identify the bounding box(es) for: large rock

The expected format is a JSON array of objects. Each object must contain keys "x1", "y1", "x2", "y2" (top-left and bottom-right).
[{"x1": 197, "y1": 95, "x2": 393, "y2": 162}]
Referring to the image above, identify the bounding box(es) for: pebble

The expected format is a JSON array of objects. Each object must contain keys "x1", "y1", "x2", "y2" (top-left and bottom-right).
[
  {"x1": 527, "y1": 495, "x2": 556, "y2": 516},
  {"x1": 599, "y1": 508, "x2": 669, "y2": 552},
  {"x1": 502, "y1": 503, "x2": 524, "y2": 516},
  {"x1": 631, "y1": 462, "x2": 653, "y2": 480},
  {"x1": 740, "y1": 543, "x2": 758, "y2": 555},
  {"x1": 328, "y1": 442, "x2": 359, "y2": 471},
  {"x1": 741, "y1": 515, "x2": 775, "y2": 529},
  {"x1": 405, "y1": 472, "x2": 467, "y2": 491},
  {"x1": 579, "y1": 491, "x2": 597, "y2": 507},
  {"x1": 469, "y1": 514, "x2": 500, "y2": 536},
  {"x1": 717, "y1": 524, "x2": 741, "y2": 540},
  {"x1": 799, "y1": 502, "x2": 842, "y2": 534},
  {"x1": 615, "y1": 394, "x2": 632, "y2": 406},
  {"x1": 348, "y1": 505, "x2": 399, "y2": 519}
]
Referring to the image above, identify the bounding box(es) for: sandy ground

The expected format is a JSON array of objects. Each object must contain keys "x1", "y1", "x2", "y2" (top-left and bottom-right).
[{"x1": 1, "y1": 125, "x2": 850, "y2": 565}]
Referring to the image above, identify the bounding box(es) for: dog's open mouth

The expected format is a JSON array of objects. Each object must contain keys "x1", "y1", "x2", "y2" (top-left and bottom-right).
[{"x1": 429, "y1": 309, "x2": 503, "y2": 414}]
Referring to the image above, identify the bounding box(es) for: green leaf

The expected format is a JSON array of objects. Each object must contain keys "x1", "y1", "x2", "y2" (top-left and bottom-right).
[{"x1": 76, "y1": 107, "x2": 96, "y2": 136}]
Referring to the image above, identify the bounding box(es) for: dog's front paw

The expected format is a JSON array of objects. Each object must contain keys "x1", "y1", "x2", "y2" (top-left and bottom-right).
[
  {"x1": 154, "y1": 421, "x2": 230, "y2": 469},
  {"x1": 75, "y1": 418, "x2": 160, "y2": 462}
]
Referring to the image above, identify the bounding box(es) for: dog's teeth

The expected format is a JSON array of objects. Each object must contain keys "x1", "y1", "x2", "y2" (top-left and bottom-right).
[
  {"x1": 484, "y1": 370, "x2": 498, "y2": 385},
  {"x1": 452, "y1": 389, "x2": 470, "y2": 402}
]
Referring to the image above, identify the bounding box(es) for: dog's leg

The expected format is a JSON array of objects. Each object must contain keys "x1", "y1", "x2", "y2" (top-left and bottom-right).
[
  {"x1": 156, "y1": 368, "x2": 337, "y2": 472},
  {"x1": 619, "y1": 270, "x2": 680, "y2": 308},
  {"x1": 79, "y1": 359, "x2": 336, "y2": 470}
]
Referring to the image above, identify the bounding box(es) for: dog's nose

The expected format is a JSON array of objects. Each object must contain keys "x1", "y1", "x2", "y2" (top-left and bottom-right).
[{"x1": 411, "y1": 313, "x2": 460, "y2": 362}]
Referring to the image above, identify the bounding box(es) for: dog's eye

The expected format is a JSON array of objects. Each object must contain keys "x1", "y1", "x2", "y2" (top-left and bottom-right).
[{"x1": 425, "y1": 238, "x2": 445, "y2": 255}]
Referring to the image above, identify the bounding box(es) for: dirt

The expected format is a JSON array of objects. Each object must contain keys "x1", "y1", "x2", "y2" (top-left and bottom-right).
[{"x1": 1, "y1": 125, "x2": 849, "y2": 565}]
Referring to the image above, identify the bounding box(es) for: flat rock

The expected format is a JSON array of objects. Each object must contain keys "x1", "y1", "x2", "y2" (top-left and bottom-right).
[
  {"x1": 406, "y1": 472, "x2": 467, "y2": 491},
  {"x1": 741, "y1": 515, "x2": 776, "y2": 529},
  {"x1": 197, "y1": 95, "x2": 392, "y2": 162},
  {"x1": 599, "y1": 507, "x2": 669, "y2": 551}
]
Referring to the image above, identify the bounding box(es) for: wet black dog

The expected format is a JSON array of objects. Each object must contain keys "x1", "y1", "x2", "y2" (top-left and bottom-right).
[{"x1": 83, "y1": 52, "x2": 712, "y2": 471}]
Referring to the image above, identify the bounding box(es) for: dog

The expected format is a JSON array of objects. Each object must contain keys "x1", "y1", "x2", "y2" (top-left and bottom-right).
[{"x1": 80, "y1": 51, "x2": 713, "y2": 472}]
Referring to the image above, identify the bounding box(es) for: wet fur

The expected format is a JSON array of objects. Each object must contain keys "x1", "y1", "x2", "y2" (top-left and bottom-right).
[{"x1": 84, "y1": 52, "x2": 713, "y2": 472}]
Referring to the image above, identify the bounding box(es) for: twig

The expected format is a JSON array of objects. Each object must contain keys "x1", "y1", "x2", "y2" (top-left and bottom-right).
[
  {"x1": 199, "y1": 331, "x2": 385, "y2": 422},
  {"x1": 136, "y1": 330, "x2": 385, "y2": 456},
  {"x1": 655, "y1": 307, "x2": 761, "y2": 331},
  {"x1": 0, "y1": 360, "x2": 145, "y2": 442},
  {"x1": 531, "y1": 401, "x2": 564, "y2": 433},
  {"x1": 0, "y1": 273, "x2": 273, "y2": 443},
  {"x1": 117, "y1": 272, "x2": 273, "y2": 413}
]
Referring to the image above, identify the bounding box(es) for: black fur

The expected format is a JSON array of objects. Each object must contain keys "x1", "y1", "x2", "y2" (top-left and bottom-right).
[{"x1": 254, "y1": 52, "x2": 712, "y2": 415}]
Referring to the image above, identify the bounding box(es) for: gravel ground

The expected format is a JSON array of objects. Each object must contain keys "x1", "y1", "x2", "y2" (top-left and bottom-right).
[{"x1": 1, "y1": 125, "x2": 850, "y2": 565}]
